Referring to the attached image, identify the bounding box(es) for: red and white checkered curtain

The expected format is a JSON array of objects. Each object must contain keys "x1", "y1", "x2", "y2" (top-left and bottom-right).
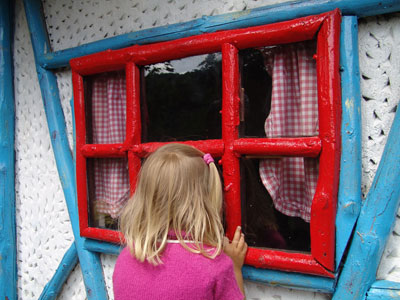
[
  {"x1": 91, "y1": 72, "x2": 130, "y2": 219},
  {"x1": 259, "y1": 42, "x2": 319, "y2": 222}
]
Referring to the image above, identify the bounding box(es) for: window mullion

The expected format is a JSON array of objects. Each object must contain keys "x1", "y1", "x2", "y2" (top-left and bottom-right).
[
  {"x1": 81, "y1": 144, "x2": 126, "y2": 157},
  {"x1": 233, "y1": 137, "x2": 322, "y2": 157},
  {"x1": 221, "y1": 43, "x2": 241, "y2": 240},
  {"x1": 72, "y1": 71, "x2": 91, "y2": 232},
  {"x1": 125, "y1": 62, "x2": 142, "y2": 195},
  {"x1": 311, "y1": 11, "x2": 342, "y2": 271}
]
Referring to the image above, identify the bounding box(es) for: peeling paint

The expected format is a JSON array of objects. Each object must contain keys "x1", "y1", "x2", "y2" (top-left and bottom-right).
[
  {"x1": 357, "y1": 231, "x2": 365, "y2": 243},
  {"x1": 345, "y1": 97, "x2": 355, "y2": 116},
  {"x1": 228, "y1": 9, "x2": 252, "y2": 21},
  {"x1": 51, "y1": 130, "x2": 57, "y2": 140}
]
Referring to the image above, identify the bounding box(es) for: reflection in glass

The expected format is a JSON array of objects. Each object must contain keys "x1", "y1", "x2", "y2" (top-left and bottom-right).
[
  {"x1": 241, "y1": 157, "x2": 312, "y2": 252},
  {"x1": 87, "y1": 157, "x2": 130, "y2": 229},
  {"x1": 141, "y1": 54, "x2": 222, "y2": 142},
  {"x1": 84, "y1": 71, "x2": 126, "y2": 144}
]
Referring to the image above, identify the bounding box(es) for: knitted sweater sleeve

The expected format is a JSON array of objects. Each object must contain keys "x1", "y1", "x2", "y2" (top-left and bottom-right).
[{"x1": 213, "y1": 255, "x2": 244, "y2": 300}]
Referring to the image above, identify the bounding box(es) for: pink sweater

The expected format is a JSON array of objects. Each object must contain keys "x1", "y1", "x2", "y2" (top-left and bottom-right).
[{"x1": 113, "y1": 243, "x2": 244, "y2": 300}]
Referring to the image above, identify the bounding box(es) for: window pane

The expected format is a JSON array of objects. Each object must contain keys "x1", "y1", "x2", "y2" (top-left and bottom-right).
[
  {"x1": 84, "y1": 71, "x2": 126, "y2": 144},
  {"x1": 239, "y1": 48, "x2": 272, "y2": 138},
  {"x1": 239, "y1": 40, "x2": 318, "y2": 138},
  {"x1": 241, "y1": 156, "x2": 317, "y2": 252},
  {"x1": 141, "y1": 54, "x2": 222, "y2": 142},
  {"x1": 87, "y1": 157, "x2": 129, "y2": 229}
]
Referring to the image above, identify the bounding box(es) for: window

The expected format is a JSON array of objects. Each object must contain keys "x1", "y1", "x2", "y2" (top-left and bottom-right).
[{"x1": 71, "y1": 9, "x2": 341, "y2": 277}]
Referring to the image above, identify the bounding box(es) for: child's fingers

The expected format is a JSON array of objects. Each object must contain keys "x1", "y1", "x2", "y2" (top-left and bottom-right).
[
  {"x1": 223, "y1": 236, "x2": 229, "y2": 247},
  {"x1": 237, "y1": 233, "x2": 245, "y2": 250},
  {"x1": 232, "y1": 226, "x2": 242, "y2": 244}
]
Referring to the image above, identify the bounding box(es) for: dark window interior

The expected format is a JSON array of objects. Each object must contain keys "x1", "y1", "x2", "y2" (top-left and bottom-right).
[
  {"x1": 240, "y1": 157, "x2": 311, "y2": 252},
  {"x1": 239, "y1": 48, "x2": 272, "y2": 138},
  {"x1": 141, "y1": 54, "x2": 222, "y2": 142}
]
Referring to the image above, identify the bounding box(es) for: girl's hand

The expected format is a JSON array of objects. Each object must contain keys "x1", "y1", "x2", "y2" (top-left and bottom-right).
[{"x1": 223, "y1": 226, "x2": 248, "y2": 270}]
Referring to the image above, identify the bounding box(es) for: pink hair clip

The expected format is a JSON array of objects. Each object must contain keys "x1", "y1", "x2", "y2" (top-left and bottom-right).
[{"x1": 203, "y1": 153, "x2": 214, "y2": 165}]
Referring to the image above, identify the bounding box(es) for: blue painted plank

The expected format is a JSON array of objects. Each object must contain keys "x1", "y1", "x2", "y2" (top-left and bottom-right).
[
  {"x1": 367, "y1": 287, "x2": 400, "y2": 299},
  {"x1": 38, "y1": 0, "x2": 400, "y2": 69},
  {"x1": 370, "y1": 280, "x2": 400, "y2": 290},
  {"x1": 366, "y1": 281, "x2": 400, "y2": 299},
  {"x1": 39, "y1": 244, "x2": 78, "y2": 300},
  {"x1": 23, "y1": 0, "x2": 109, "y2": 299},
  {"x1": 0, "y1": 0, "x2": 17, "y2": 299},
  {"x1": 243, "y1": 266, "x2": 335, "y2": 293},
  {"x1": 335, "y1": 16, "x2": 362, "y2": 270},
  {"x1": 366, "y1": 280, "x2": 400, "y2": 299},
  {"x1": 367, "y1": 293, "x2": 400, "y2": 300},
  {"x1": 83, "y1": 239, "x2": 123, "y2": 256},
  {"x1": 333, "y1": 102, "x2": 400, "y2": 299}
]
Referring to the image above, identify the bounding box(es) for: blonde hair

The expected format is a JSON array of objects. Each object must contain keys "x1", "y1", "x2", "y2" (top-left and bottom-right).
[{"x1": 119, "y1": 143, "x2": 224, "y2": 265}]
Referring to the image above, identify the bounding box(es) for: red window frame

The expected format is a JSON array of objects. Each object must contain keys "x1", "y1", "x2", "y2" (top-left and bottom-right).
[{"x1": 71, "y1": 9, "x2": 341, "y2": 277}]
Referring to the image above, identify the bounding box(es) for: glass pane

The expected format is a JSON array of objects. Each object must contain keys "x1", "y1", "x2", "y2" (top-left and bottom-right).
[
  {"x1": 239, "y1": 40, "x2": 318, "y2": 138},
  {"x1": 141, "y1": 54, "x2": 222, "y2": 142},
  {"x1": 87, "y1": 157, "x2": 130, "y2": 229},
  {"x1": 84, "y1": 70, "x2": 126, "y2": 144},
  {"x1": 241, "y1": 156, "x2": 319, "y2": 252},
  {"x1": 239, "y1": 48, "x2": 272, "y2": 138}
]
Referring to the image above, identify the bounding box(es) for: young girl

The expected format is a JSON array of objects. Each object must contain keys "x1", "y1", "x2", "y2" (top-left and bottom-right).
[{"x1": 113, "y1": 143, "x2": 247, "y2": 299}]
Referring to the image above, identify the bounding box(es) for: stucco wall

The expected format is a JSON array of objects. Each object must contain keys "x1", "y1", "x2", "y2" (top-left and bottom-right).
[{"x1": 13, "y1": 0, "x2": 400, "y2": 298}]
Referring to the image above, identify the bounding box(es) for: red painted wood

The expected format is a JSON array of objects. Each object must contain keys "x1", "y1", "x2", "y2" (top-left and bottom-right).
[
  {"x1": 246, "y1": 248, "x2": 334, "y2": 278},
  {"x1": 126, "y1": 62, "x2": 141, "y2": 146},
  {"x1": 82, "y1": 227, "x2": 123, "y2": 243},
  {"x1": 72, "y1": 10, "x2": 342, "y2": 277},
  {"x1": 221, "y1": 43, "x2": 241, "y2": 240},
  {"x1": 70, "y1": 49, "x2": 127, "y2": 76},
  {"x1": 125, "y1": 63, "x2": 134, "y2": 146},
  {"x1": 72, "y1": 71, "x2": 90, "y2": 236},
  {"x1": 81, "y1": 144, "x2": 127, "y2": 157},
  {"x1": 70, "y1": 13, "x2": 329, "y2": 76},
  {"x1": 311, "y1": 9, "x2": 341, "y2": 272},
  {"x1": 128, "y1": 151, "x2": 141, "y2": 197},
  {"x1": 233, "y1": 137, "x2": 321, "y2": 157},
  {"x1": 127, "y1": 62, "x2": 142, "y2": 195},
  {"x1": 132, "y1": 140, "x2": 225, "y2": 158}
]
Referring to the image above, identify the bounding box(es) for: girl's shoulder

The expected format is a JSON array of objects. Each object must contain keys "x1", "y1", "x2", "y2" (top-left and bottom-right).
[
  {"x1": 114, "y1": 247, "x2": 135, "y2": 269},
  {"x1": 116, "y1": 246, "x2": 131, "y2": 260}
]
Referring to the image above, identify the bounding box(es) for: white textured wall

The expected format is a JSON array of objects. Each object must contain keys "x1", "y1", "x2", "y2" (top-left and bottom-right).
[
  {"x1": 13, "y1": 0, "x2": 400, "y2": 298},
  {"x1": 358, "y1": 13, "x2": 400, "y2": 282}
]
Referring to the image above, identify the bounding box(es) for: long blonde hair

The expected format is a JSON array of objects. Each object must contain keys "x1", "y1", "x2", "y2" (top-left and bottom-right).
[{"x1": 119, "y1": 143, "x2": 224, "y2": 265}]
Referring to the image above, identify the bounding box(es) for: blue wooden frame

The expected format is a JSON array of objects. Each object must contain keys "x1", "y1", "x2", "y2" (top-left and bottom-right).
[
  {"x1": 333, "y1": 73, "x2": 400, "y2": 299},
  {"x1": 23, "y1": 1, "x2": 108, "y2": 299},
  {"x1": 336, "y1": 15, "x2": 362, "y2": 270},
  {"x1": 39, "y1": 243, "x2": 78, "y2": 300},
  {"x1": 367, "y1": 281, "x2": 400, "y2": 299},
  {"x1": 15, "y1": 0, "x2": 400, "y2": 299},
  {"x1": 0, "y1": 0, "x2": 17, "y2": 299}
]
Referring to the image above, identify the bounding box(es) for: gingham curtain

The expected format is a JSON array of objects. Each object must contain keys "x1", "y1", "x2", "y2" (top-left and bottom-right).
[
  {"x1": 259, "y1": 42, "x2": 319, "y2": 222},
  {"x1": 91, "y1": 72, "x2": 130, "y2": 219}
]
